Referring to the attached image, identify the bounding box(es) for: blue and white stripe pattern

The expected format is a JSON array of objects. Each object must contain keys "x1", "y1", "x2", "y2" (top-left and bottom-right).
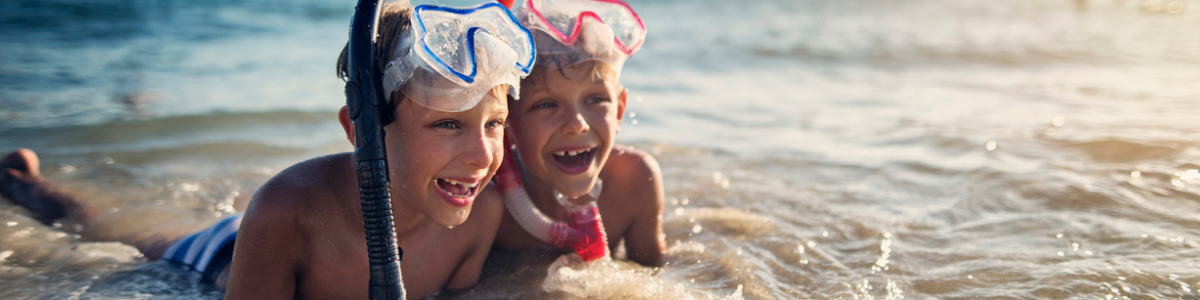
[{"x1": 162, "y1": 213, "x2": 242, "y2": 282}]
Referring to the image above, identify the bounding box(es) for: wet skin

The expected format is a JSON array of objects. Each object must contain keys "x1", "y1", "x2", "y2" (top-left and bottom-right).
[
  {"x1": 224, "y1": 90, "x2": 509, "y2": 300},
  {"x1": 495, "y1": 62, "x2": 666, "y2": 266},
  {"x1": 1, "y1": 93, "x2": 510, "y2": 299}
]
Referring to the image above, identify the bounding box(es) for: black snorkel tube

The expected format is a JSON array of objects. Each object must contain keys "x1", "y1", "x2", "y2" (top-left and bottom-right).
[{"x1": 345, "y1": 0, "x2": 405, "y2": 299}]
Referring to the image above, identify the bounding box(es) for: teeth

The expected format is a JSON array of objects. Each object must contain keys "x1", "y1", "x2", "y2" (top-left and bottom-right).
[
  {"x1": 555, "y1": 149, "x2": 590, "y2": 157},
  {"x1": 443, "y1": 179, "x2": 478, "y2": 188}
]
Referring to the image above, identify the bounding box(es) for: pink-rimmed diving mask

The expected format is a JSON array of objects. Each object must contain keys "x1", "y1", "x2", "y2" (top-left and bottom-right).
[{"x1": 517, "y1": 0, "x2": 646, "y2": 74}]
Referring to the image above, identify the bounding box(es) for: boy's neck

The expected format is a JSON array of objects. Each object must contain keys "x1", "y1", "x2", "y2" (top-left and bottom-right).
[
  {"x1": 341, "y1": 153, "x2": 430, "y2": 238},
  {"x1": 515, "y1": 163, "x2": 565, "y2": 215},
  {"x1": 389, "y1": 195, "x2": 434, "y2": 239}
]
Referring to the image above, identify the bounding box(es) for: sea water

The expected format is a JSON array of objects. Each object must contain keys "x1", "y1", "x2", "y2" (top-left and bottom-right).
[{"x1": 2, "y1": 0, "x2": 1200, "y2": 298}]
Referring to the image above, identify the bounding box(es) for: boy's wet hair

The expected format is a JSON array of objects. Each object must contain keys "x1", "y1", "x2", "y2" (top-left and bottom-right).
[
  {"x1": 335, "y1": 2, "x2": 507, "y2": 111},
  {"x1": 336, "y1": 2, "x2": 412, "y2": 103},
  {"x1": 523, "y1": 30, "x2": 623, "y2": 95}
]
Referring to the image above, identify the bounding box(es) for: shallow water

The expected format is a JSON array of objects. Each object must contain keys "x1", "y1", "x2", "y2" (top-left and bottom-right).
[{"x1": 3, "y1": 0, "x2": 1200, "y2": 299}]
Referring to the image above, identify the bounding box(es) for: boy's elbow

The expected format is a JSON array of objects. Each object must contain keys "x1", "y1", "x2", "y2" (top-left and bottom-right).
[{"x1": 626, "y1": 239, "x2": 666, "y2": 267}]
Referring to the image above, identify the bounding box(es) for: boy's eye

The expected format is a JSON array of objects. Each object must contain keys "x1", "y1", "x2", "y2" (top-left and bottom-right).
[
  {"x1": 486, "y1": 119, "x2": 506, "y2": 129},
  {"x1": 532, "y1": 100, "x2": 557, "y2": 110},
  {"x1": 432, "y1": 120, "x2": 460, "y2": 130},
  {"x1": 586, "y1": 95, "x2": 611, "y2": 104}
]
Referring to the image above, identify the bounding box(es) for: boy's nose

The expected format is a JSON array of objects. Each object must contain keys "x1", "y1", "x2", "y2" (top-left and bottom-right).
[
  {"x1": 460, "y1": 131, "x2": 497, "y2": 169},
  {"x1": 561, "y1": 111, "x2": 590, "y2": 135}
]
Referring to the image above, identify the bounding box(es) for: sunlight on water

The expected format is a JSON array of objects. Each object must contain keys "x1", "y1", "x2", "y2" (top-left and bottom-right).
[
  {"x1": 3, "y1": 0, "x2": 1200, "y2": 298},
  {"x1": 542, "y1": 254, "x2": 744, "y2": 300}
]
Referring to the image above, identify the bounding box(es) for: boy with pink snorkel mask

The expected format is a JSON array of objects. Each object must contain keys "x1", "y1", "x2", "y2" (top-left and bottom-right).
[{"x1": 494, "y1": 0, "x2": 666, "y2": 266}]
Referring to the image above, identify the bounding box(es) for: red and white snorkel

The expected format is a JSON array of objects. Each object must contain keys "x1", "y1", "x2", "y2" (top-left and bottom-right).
[
  {"x1": 496, "y1": 0, "x2": 645, "y2": 262},
  {"x1": 494, "y1": 137, "x2": 586, "y2": 249},
  {"x1": 496, "y1": 138, "x2": 610, "y2": 261}
]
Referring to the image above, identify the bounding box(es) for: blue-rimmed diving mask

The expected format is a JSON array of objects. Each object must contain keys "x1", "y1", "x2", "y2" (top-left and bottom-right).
[{"x1": 383, "y1": 1, "x2": 536, "y2": 112}]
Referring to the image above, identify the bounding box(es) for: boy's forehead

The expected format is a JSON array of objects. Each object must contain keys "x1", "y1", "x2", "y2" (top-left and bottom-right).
[
  {"x1": 525, "y1": 61, "x2": 619, "y2": 89},
  {"x1": 397, "y1": 86, "x2": 509, "y2": 115}
]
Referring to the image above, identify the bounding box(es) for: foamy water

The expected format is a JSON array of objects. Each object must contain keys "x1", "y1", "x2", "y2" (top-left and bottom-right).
[{"x1": 3, "y1": 0, "x2": 1200, "y2": 299}]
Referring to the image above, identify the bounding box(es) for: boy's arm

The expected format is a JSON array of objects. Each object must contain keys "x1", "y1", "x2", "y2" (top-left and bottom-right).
[
  {"x1": 224, "y1": 179, "x2": 304, "y2": 299},
  {"x1": 616, "y1": 148, "x2": 667, "y2": 267}
]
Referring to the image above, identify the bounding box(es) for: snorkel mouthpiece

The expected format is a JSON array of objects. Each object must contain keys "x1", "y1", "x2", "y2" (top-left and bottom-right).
[{"x1": 346, "y1": 0, "x2": 404, "y2": 299}]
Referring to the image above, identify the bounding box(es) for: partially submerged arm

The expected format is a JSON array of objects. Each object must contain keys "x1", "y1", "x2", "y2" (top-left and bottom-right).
[{"x1": 609, "y1": 146, "x2": 666, "y2": 267}]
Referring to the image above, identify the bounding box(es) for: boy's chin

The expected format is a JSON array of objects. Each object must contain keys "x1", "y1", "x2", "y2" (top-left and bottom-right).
[
  {"x1": 554, "y1": 178, "x2": 599, "y2": 201},
  {"x1": 430, "y1": 208, "x2": 471, "y2": 228}
]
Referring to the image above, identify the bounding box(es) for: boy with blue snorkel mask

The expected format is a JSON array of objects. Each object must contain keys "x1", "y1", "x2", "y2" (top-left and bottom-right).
[
  {"x1": 493, "y1": 0, "x2": 666, "y2": 267},
  {"x1": 1, "y1": 1, "x2": 534, "y2": 298}
]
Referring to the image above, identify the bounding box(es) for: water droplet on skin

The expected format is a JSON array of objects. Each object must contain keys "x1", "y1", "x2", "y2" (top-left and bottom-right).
[
  {"x1": 1052, "y1": 116, "x2": 1065, "y2": 127},
  {"x1": 691, "y1": 224, "x2": 702, "y2": 233},
  {"x1": 985, "y1": 141, "x2": 997, "y2": 151}
]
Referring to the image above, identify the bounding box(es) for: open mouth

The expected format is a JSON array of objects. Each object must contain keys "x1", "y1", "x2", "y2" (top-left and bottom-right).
[
  {"x1": 552, "y1": 147, "x2": 596, "y2": 175},
  {"x1": 436, "y1": 178, "x2": 479, "y2": 204}
]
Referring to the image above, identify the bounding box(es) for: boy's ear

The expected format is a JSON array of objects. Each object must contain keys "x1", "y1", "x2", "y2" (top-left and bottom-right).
[
  {"x1": 616, "y1": 88, "x2": 628, "y2": 124},
  {"x1": 338, "y1": 106, "x2": 356, "y2": 145}
]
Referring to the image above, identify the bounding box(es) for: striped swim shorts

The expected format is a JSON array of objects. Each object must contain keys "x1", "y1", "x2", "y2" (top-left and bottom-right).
[{"x1": 162, "y1": 213, "x2": 242, "y2": 283}]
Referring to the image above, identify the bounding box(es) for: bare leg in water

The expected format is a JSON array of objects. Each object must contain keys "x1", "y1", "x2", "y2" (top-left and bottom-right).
[{"x1": 0, "y1": 148, "x2": 225, "y2": 262}]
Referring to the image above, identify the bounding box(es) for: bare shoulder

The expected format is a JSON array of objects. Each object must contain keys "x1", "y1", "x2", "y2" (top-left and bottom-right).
[
  {"x1": 600, "y1": 145, "x2": 666, "y2": 267},
  {"x1": 249, "y1": 153, "x2": 355, "y2": 219},
  {"x1": 601, "y1": 145, "x2": 663, "y2": 201},
  {"x1": 227, "y1": 153, "x2": 355, "y2": 298}
]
